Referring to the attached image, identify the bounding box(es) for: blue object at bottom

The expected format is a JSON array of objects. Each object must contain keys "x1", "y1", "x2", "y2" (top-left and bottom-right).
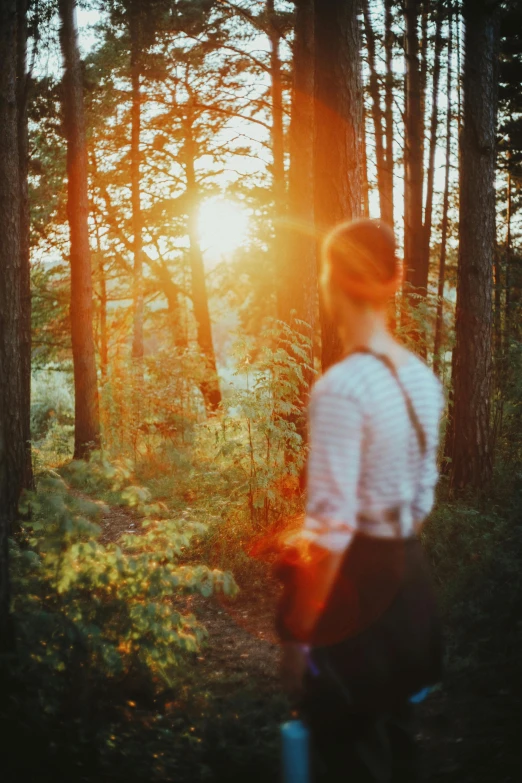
[
  {"x1": 409, "y1": 686, "x2": 433, "y2": 704},
  {"x1": 281, "y1": 720, "x2": 310, "y2": 783}
]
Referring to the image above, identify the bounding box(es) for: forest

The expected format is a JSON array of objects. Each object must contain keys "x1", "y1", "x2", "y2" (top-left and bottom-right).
[{"x1": 0, "y1": 0, "x2": 521, "y2": 780}]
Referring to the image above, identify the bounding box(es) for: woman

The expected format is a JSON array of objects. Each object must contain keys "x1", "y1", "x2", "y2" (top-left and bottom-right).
[{"x1": 277, "y1": 219, "x2": 444, "y2": 782}]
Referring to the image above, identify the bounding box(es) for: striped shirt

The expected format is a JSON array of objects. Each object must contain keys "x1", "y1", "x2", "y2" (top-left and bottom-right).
[{"x1": 304, "y1": 351, "x2": 445, "y2": 553}]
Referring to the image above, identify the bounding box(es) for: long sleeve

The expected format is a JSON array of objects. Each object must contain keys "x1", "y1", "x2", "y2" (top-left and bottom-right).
[{"x1": 304, "y1": 390, "x2": 364, "y2": 553}]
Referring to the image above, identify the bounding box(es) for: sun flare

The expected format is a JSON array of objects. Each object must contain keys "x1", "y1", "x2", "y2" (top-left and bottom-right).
[{"x1": 197, "y1": 198, "x2": 249, "y2": 260}]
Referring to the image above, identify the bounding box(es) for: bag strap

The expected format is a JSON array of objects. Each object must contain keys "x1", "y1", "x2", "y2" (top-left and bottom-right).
[{"x1": 349, "y1": 348, "x2": 427, "y2": 457}]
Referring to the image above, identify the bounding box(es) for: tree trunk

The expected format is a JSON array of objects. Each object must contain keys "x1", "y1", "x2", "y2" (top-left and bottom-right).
[
  {"x1": 403, "y1": 0, "x2": 425, "y2": 300},
  {"x1": 266, "y1": 0, "x2": 287, "y2": 319},
  {"x1": 282, "y1": 0, "x2": 316, "y2": 336},
  {"x1": 17, "y1": 0, "x2": 33, "y2": 491},
  {"x1": 433, "y1": 6, "x2": 453, "y2": 378},
  {"x1": 267, "y1": 0, "x2": 285, "y2": 206},
  {"x1": 130, "y1": 3, "x2": 144, "y2": 363},
  {"x1": 362, "y1": 0, "x2": 389, "y2": 224},
  {"x1": 314, "y1": 0, "x2": 362, "y2": 371},
  {"x1": 383, "y1": 0, "x2": 395, "y2": 228},
  {"x1": 58, "y1": 0, "x2": 101, "y2": 459},
  {"x1": 450, "y1": 0, "x2": 501, "y2": 491},
  {"x1": 0, "y1": 0, "x2": 24, "y2": 647},
  {"x1": 184, "y1": 119, "x2": 221, "y2": 412},
  {"x1": 421, "y1": 3, "x2": 443, "y2": 295}
]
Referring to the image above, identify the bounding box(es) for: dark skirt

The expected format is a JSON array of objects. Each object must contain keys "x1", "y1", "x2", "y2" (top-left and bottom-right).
[
  {"x1": 300, "y1": 534, "x2": 442, "y2": 782},
  {"x1": 308, "y1": 533, "x2": 443, "y2": 711}
]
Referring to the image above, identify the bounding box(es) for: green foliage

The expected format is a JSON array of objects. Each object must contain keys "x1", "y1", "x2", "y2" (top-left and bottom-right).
[
  {"x1": 423, "y1": 482, "x2": 522, "y2": 675},
  {"x1": 215, "y1": 317, "x2": 313, "y2": 526},
  {"x1": 11, "y1": 462, "x2": 237, "y2": 700},
  {"x1": 100, "y1": 347, "x2": 209, "y2": 461},
  {"x1": 31, "y1": 368, "x2": 74, "y2": 440}
]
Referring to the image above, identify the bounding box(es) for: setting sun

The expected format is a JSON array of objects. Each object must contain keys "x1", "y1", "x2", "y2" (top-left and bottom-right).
[{"x1": 197, "y1": 198, "x2": 249, "y2": 259}]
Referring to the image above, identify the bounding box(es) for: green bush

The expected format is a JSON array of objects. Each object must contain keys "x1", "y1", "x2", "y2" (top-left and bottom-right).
[
  {"x1": 11, "y1": 465, "x2": 238, "y2": 701},
  {"x1": 31, "y1": 369, "x2": 74, "y2": 440}
]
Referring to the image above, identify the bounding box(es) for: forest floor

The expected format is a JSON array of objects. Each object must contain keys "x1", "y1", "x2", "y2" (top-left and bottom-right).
[{"x1": 88, "y1": 501, "x2": 521, "y2": 783}]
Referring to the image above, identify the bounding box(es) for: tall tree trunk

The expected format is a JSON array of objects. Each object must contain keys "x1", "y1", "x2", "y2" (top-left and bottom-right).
[
  {"x1": 383, "y1": 0, "x2": 395, "y2": 228},
  {"x1": 421, "y1": 3, "x2": 443, "y2": 295},
  {"x1": 266, "y1": 0, "x2": 286, "y2": 318},
  {"x1": 17, "y1": 0, "x2": 33, "y2": 491},
  {"x1": 362, "y1": 0, "x2": 389, "y2": 224},
  {"x1": 279, "y1": 0, "x2": 315, "y2": 480},
  {"x1": 266, "y1": 0, "x2": 285, "y2": 215},
  {"x1": 314, "y1": 0, "x2": 362, "y2": 371},
  {"x1": 58, "y1": 0, "x2": 101, "y2": 459},
  {"x1": 403, "y1": 0, "x2": 425, "y2": 302},
  {"x1": 433, "y1": 6, "x2": 453, "y2": 378},
  {"x1": 0, "y1": 0, "x2": 24, "y2": 647},
  {"x1": 184, "y1": 120, "x2": 221, "y2": 412},
  {"x1": 450, "y1": 0, "x2": 501, "y2": 491},
  {"x1": 282, "y1": 0, "x2": 316, "y2": 334},
  {"x1": 130, "y1": 2, "x2": 144, "y2": 363}
]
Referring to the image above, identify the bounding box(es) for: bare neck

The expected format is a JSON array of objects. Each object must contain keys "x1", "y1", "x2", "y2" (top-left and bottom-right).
[{"x1": 340, "y1": 312, "x2": 409, "y2": 368}]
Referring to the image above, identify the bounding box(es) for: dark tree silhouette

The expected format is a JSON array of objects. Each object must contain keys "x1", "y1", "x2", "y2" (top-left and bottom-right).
[
  {"x1": 450, "y1": 0, "x2": 502, "y2": 490},
  {"x1": 0, "y1": 0, "x2": 25, "y2": 647}
]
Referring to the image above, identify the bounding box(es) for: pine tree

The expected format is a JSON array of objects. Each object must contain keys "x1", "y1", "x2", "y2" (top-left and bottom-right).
[
  {"x1": 314, "y1": 0, "x2": 362, "y2": 370},
  {"x1": 58, "y1": 0, "x2": 101, "y2": 458},
  {"x1": 403, "y1": 0, "x2": 425, "y2": 304},
  {"x1": 0, "y1": 0, "x2": 24, "y2": 647},
  {"x1": 450, "y1": 0, "x2": 502, "y2": 490},
  {"x1": 280, "y1": 0, "x2": 315, "y2": 338}
]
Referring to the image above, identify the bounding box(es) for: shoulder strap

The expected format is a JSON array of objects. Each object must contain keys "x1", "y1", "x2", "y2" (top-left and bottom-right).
[{"x1": 349, "y1": 348, "x2": 427, "y2": 457}]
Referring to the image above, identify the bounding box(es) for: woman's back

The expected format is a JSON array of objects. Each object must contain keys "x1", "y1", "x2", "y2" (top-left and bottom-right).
[{"x1": 306, "y1": 350, "x2": 444, "y2": 548}]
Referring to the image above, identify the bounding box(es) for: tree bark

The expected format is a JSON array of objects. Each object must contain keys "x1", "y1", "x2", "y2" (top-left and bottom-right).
[
  {"x1": 403, "y1": 0, "x2": 425, "y2": 300},
  {"x1": 17, "y1": 0, "x2": 33, "y2": 491},
  {"x1": 184, "y1": 118, "x2": 221, "y2": 412},
  {"x1": 281, "y1": 0, "x2": 316, "y2": 337},
  {"x1": 362, "y1": 0, "x2": 389, "y2": 224},
  {"x1": 314, "y1": 0, "x2": 362, "y2": 371},
  {"x1": 130, "y1": 1, "x2": 144, "y2": 364},
  {"x1": 0, "y1": 0, "x2": 24, "y2": 647},
  {"x1": 450, "y1": 0, "x2": 501, "y2": 491},
  {"x1": 421, "y1": 2, "x2": 443, "y2": 295},
  {"x1": 433, "y1": 6, "x2": 453, "y2": 378},
  {"x1": 266, "y1": 1, "x2": 288, "y2": 322},
  {"x1": 58, "y1": 0, "x2": 101, "y2": 459}
]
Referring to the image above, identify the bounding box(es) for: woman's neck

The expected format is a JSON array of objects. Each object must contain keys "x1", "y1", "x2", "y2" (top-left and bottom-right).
[{"x1": 340, "y1": 312, "x2": 408, "y2": 367}]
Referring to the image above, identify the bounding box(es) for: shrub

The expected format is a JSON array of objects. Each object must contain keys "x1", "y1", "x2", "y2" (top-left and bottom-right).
[{"x1": 11, "y1": 465, "x2": 238, "y2": 704}]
